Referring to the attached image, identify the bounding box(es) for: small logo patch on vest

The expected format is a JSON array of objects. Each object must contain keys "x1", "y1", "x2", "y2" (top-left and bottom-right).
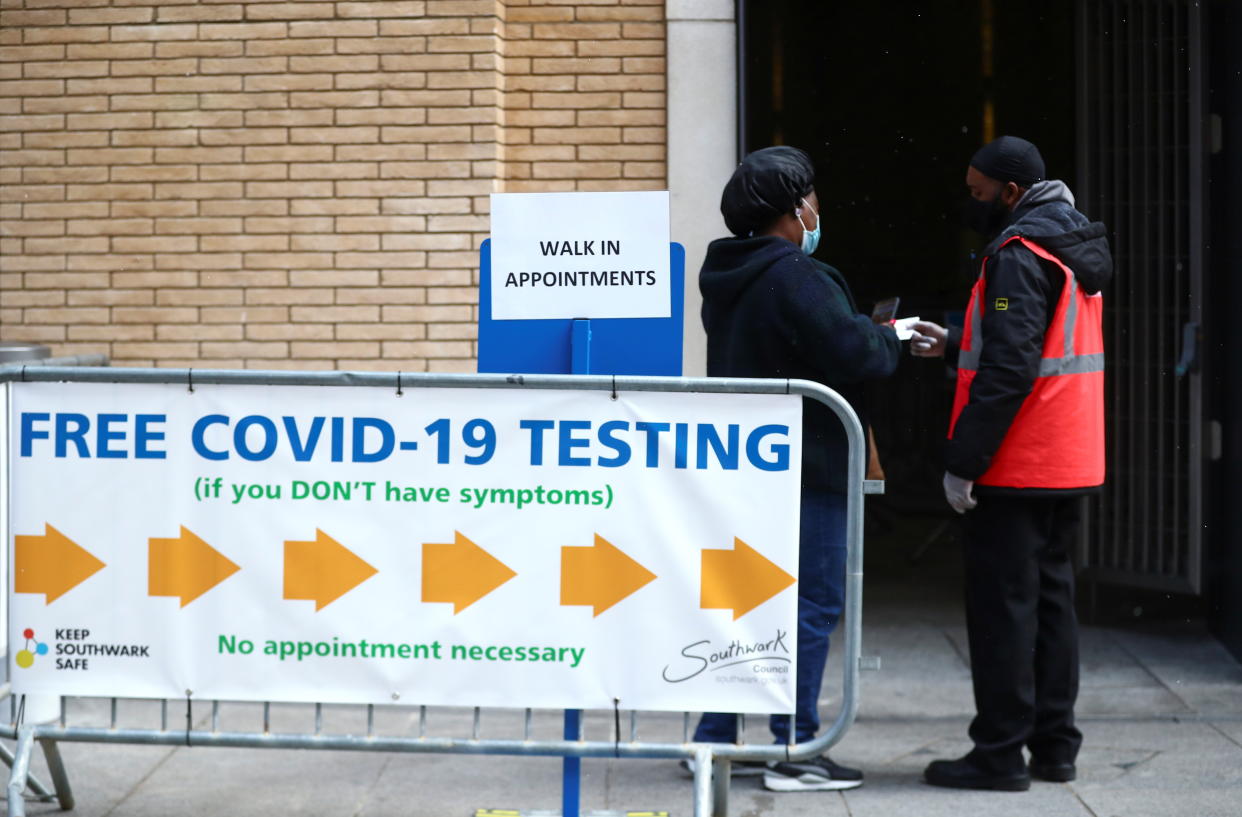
[{"x1": 994, "y1": 297, "x2": 1009, "y2": 311}]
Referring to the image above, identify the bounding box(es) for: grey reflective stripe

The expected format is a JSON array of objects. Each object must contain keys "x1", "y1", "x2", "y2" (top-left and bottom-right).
[
  {"x1": 1064, "y1": 275, "x2": 1078, "y2": 358},
  {"x1": 958, "y1": 347, "x2": 980, "y2": 371},
  {"x1": 959, "y1": 256, "x2": 1102, "y2": 378},
  {"x1": 1039, "y1": 352, "x2": 1105, "y2": 376},
  {"x1": 958, "y1": 278, "x2": 986, "y2": 371}
]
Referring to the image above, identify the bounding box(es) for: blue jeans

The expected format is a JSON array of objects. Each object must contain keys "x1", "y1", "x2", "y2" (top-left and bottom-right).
[{"x1": 693, "y1": 489, "x2": 848, "y2": 745}]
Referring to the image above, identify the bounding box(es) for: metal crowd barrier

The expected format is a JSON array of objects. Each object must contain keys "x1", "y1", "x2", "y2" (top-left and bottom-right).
[
  {"x1": 0, "y1": 367, "x2": 878, "y2": 817},
  {"x1": 0, "y1": 355, "x2": 108, "y2": 809}
]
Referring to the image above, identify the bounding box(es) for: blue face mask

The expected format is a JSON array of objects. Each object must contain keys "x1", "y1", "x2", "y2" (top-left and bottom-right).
[{"x1": 797, "y1": 198, "x2": 821, "y2": 255}]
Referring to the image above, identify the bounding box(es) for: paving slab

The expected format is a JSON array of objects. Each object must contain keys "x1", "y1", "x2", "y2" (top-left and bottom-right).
[
  {"x1": 14, "y1": 741, "x2": 173, "y2": 817},
  {"x1": 1071, "y1": 719, "x2": 1242, "y2": 790},
  {"x1": 1077, "y1": 628, "x2": 1163, "y2": 687},
  {"x1": 1209, "y1": 719, "x2": 1242, "y2": 748},
  {"x1": 1112, "y1": 627, "x2": 1242, "y2": 687},
  {"x1": 843, "y1": 775, "x2": 1093, "y2": 817},
  {"x1": 1076, "y1": 684, "x2": 1194, "y2": 717},
  {"x1": 1069, "y1": 787, "x2": 1241, "y2": 817}
]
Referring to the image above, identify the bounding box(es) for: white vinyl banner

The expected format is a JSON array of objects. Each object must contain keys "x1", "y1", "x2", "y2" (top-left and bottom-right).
[
  {"x1": 7, "y1": 382, "x2": 802, "y2": 714},
  {"x1": 489, "y1": 191, "x2": 671, "y2": 320}
]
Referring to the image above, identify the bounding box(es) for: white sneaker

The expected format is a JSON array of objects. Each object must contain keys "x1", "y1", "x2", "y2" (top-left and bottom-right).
[{"x1": 763, "y1": 755, "x2": 864, "y2": 791}]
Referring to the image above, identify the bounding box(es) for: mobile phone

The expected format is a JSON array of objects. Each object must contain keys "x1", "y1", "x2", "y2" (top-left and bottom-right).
[{"x1": 871, "y1": 296, "x2": 900, "y2": 324}]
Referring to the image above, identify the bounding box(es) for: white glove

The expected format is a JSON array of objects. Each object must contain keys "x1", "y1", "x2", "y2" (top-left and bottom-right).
[
  {"x1": 943, "y1": 472, "x2": 977, "y2": 514},
  {"x1": 910, "y1": 320, "x2": 948, "y2": 357}
]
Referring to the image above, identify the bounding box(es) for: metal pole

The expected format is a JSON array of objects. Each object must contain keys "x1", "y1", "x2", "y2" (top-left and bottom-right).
[
  {"x1": 37, "y1": 738, "x2": 74, "y2": 810},
  {"x1": 571, "y1": 319, "x2": 592, "y2": 376},
  {"x1": 560, "y1": 321, "x2": 594, "y2": 817},
  {"x1": 692, "y1": 745, "x2": 714, "y2": 817},
  {"x1": 6, "y1": 727, "x2": 35, "y2": 817},
  {"x1": 562, "y1": 709, "x2": 581, "y2": 817},
  {"x1": 711, "y1": 756, "x2": 730, "y2": 817},
  {"x1": 0, "y1": 740, "x2": 53, "y2": 801}
]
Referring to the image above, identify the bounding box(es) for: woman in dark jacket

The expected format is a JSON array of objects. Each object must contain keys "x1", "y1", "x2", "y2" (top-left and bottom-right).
[{"x1": 693, "y1": 146, "x2": 899, "y2": 792}]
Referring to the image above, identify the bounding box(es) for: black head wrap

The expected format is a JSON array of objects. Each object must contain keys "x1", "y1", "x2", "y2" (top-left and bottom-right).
[
  {"x1": 720, "y1": 146, "x2": 816, "y2": 237},
  {"x1": 969, "y1": 135, "x2": 1045, "y2": 187}
]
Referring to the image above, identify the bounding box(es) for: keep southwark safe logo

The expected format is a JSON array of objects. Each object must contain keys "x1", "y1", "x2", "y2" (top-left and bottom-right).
[
  {"x1": 15, "y1": 627, "x2": 151, "y2": 671},
  {"x1": 660, "y1": 629, "x2": 792, "y2": 687}
]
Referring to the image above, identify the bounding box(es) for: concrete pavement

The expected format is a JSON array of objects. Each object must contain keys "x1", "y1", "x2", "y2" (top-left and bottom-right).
[{"x1": 6, "y1": 515, "x2": 1241, "y2": 816}]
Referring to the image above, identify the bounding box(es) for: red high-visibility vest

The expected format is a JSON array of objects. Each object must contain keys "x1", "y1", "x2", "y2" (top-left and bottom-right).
[{"x1": 949, "y1": 235, "x2": 1105, "y2": 489}]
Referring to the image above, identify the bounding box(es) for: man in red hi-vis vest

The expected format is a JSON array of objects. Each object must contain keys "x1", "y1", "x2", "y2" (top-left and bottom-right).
[{"x1": 909, "y1": 136, "x2": 1113, "y2": 792}]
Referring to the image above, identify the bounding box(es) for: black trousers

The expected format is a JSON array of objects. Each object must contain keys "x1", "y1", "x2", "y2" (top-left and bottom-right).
[{"x1": 963, "y1": 493, "x2": 1084, "y2": 774}]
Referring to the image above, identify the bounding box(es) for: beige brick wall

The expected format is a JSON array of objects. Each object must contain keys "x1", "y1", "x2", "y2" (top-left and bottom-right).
[
  {"x1": 497, "y1": 1, "x2": 665, "y2": 193},
  {"x1": 0, "y1": 0, "x2": 667, "y2": 371}
]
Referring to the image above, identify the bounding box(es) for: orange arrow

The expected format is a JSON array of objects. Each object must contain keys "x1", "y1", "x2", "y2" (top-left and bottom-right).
[
  {"x1": 701, "y1": 537, "x2": 796, "y2": 620},
  {"x1": 14, "y1": 524, "x2": 106, "y2": 604},
  {"x1": 422, "y1": 531, "x2": 516, "y2": 614},
  {"x1": 149, "y1": 526, "x2": 240, "y2": 607},
  {"x1": 561, "y1": 534, "x2": 657, "y2": 617},
  {"x1": 283, "y1": 529, "x2": 377, "y2": 611}
]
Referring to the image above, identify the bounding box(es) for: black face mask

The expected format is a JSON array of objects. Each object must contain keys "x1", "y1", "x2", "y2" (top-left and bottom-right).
[{"x1": 964, "y1": 193, "x2": 1010, "y2": 238}]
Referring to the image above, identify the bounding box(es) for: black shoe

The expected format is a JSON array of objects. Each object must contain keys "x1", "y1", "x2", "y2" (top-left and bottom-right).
[
  {"x1": 679, "y1": 757, "x2": 766, "y2": 778},
  {"x1": 923, "y1": 756, "x2": 1031, "y2": 791},
  {"x1": 1029, "y1": 761, "x2": 1076, "y2": 782},
  {"x1": 763, "y1": 755, "x2": 864, "y2": 792}
]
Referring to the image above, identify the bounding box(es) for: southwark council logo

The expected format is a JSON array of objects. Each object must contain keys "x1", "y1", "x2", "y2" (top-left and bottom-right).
[{"x1": 661, "y1": 630, "x2": 792, "y2": 685}]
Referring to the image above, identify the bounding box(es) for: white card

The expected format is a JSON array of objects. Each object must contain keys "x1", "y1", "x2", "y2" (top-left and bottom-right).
[{"x1": 893, "y1": 316, "x2": 921, "y2": 341}]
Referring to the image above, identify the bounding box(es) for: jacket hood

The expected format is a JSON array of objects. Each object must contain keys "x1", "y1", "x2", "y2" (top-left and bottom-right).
[
  {"x1": 699, "y1": 234, "x2": 804, "y2": 305},
  {"x1": 988, "y1": 179, "x2": 1114, "y2": 294}
]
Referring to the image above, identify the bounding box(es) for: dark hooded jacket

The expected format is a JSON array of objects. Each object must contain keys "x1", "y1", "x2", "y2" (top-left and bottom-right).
[
  {"x1": 700, "y1": 235, "x2": 900, "y2": 494},
  {"x1": 945, "y1": 180, "x2": 1114, "y2": 492}
]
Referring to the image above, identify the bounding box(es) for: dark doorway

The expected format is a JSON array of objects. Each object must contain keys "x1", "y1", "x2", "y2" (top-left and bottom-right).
[
  {"x1": 738, "y1": 0, "x2": 1076, "y2": 514},
  {"x1": 738, "y1": 0, "x2": 1237, "y2": 658}
]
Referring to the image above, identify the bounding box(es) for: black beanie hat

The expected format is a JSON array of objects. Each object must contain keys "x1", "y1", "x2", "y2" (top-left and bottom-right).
[
  {"x1": 969, "y1": 135, "x2": 1045, "y2": 187},
  {"x1": 720, "y1": 146, "x2": 816, "y2": 237}
]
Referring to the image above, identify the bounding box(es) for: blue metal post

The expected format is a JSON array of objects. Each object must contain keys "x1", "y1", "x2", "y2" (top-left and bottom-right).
[
  {"x1": 477, "y1": 243, "x2": 683, "y2": 816},
  {"x1": 562, "y1": 708, "x2": 582, "y2": 817},
  {"x1": 562, "y1": 319, "x2": 591, "y2": 817},
  {"x1": 571, "y1": 319, "x2": 592, "y2": 375}
]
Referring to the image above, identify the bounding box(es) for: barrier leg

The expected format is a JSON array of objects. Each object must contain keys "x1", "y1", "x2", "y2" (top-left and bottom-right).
[
  {"x1": 0, "y1": 740, "x2": 56, "y2": 802},
  {"x1": 6, "y1": 727, "x2": 36, "y2": 817},
  {"x1": 691, "y1": 746, "x2": 714, "y2": 817},
  {"x1": 38, "y1": 738, "x2": 74, "y2": 811},
  {"x1": 562, "y1": 709, "x2": 581, "y2": 817},
  {"x1": 710, "y1": 756, "x2": 730, "y2": 817}
]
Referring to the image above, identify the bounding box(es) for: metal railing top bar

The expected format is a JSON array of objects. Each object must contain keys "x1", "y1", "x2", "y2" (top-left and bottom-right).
[{"x1": 4, "y1": 364, "x2": 801, "y2": 395}]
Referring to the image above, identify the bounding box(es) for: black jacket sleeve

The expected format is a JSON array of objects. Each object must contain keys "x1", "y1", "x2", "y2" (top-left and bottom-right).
[
  {"x1": 945, "y1": 244, "x2": 1062, "y2": 480},
  {"x1": 945, "y1": 323, "x2": 963, "y2": 368},
  {"x1": 778, "y1": 257, "x2": 901, "y2": 386}
]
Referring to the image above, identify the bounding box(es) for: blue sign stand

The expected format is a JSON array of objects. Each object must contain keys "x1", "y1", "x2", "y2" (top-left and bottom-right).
[
  {"x1": 477, "y1": 239, "x2": 685, "y2": 816},
  {"x1": 478, "y1": 239, "x2": 685, "y2": 376}
]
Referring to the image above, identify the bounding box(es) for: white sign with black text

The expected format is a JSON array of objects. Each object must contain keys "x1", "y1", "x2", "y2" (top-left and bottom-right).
[{"x1": 489, "y1": 191, "x2": 671, "y2": 320}]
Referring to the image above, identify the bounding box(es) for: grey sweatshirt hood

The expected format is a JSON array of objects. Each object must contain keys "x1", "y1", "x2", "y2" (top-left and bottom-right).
[{"x1": 987, "y1": 179, "x2": 1114, "y2": 295}]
